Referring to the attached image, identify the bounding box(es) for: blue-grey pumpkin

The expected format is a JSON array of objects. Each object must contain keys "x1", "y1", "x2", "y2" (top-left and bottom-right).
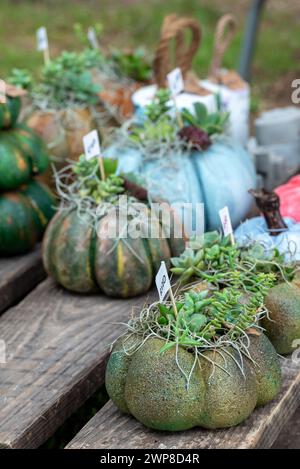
[{"x1": 106, "y1": 137, "x2": 256, "y2": 232}]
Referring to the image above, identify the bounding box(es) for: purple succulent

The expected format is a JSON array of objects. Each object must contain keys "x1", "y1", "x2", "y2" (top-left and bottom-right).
[{"x1": 178, "y1": 126, "x2": 212, "y2": 151}]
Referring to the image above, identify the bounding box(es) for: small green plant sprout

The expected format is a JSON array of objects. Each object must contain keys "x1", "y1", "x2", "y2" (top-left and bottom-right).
[
  {"x1": 181, "y1": 102, "x2": 229, "y2": 136},
  {"x1": 110, "y1": 47, "x2": 152, "y2": 83},
  {"x1": 129, "y1": 88, "x2": 176, "y2": 144},
  {"x1": 7, "y1": 68, "x2": 33, "y2": 90},
  {"x1": 32, "y1": 51, "x2": 101, "y2": 109},
  {"x1": 144, "y1": 88, "x2": 171, "y2": 122},
  {"x1": 72, "y1": 155, "x2": 124, "y2": 204}
]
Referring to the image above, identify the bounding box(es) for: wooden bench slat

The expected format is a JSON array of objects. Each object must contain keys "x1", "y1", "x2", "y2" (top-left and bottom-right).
[
  {"x1": 66, "y1": 359, "x2": 300, "y2": 449},
  {"x1": 0, "y1": 279, "x2": 154, "y2": 449},
  {"x1": 0, "y1": 246, "x2": 45, "y2": 314}
]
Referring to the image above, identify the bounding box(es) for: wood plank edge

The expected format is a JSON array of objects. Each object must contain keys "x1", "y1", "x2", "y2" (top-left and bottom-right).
[
  {"x1": 7, "y1": 352, "x2": 110, "y2": 449},
  {"x1": 0, "y1": 258, "x2": 46, "y2": 315},
  {"x1": 247, "y1": 369, "x2": 300, "y2": 448}
]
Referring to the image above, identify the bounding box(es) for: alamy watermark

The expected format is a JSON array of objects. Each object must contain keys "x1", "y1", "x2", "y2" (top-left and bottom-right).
[
  {"x1": 291, "y1": 339, "x2": 300, "y2": 364},
  {"x1": 291, "y1": 79, "x2": 300, "y2": 104},
  {"x1": 95, "y1": 196, "x2": 205, "y2": 241}
]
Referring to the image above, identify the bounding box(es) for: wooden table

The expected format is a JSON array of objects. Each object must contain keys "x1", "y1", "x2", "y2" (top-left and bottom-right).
[{"x1": 0, "y1": 248, "x2": 300, "y2": 449}]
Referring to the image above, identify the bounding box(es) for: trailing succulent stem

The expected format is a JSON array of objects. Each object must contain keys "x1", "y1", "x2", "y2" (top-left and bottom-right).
[{"x1": 171, "y1": 230, "x2": 297, "y2": 287}]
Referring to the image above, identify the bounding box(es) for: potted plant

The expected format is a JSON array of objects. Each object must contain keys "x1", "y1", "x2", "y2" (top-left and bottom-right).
[
  {"x1": 171, "y1": 230, "x2": 300, "y2": 356},
  {"x1": 42, "y1": 155, "x2": 185, "y2": 297},
  {"x1": 106, "y1": 255, "x2": 281, "y2": 430},
  {"x1": 105, "y1": 89, "x2": 256, "y2": 231},
  {"x1": 14, "y1": 52, "x2": 102, "y2": 167},
  {"x1": 74, "y1": 22, "x2": 152, "y2": 122}
]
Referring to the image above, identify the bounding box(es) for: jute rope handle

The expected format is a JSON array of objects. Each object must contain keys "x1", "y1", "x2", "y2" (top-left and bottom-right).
[
  {"x1": 153, "y1": 14, "x2": 210, "y2": 95},
  {"x1": 210, "y1": 14, "x2": 237, "y2": 79}
]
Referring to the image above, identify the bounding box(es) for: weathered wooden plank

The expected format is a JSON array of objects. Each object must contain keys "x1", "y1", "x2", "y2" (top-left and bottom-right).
[
  {"x1": 272, "y1": 406, "x2": 300, "y2": 448},
  {"x1": 0, "y1": 246, "x2": 45, "y2": 314},
  {"x1": 66, "y1": 359, "x2": 300, "y2": 449},
  {"x1": 0, "y1": 278, "x2": 154, "y2": 449}
]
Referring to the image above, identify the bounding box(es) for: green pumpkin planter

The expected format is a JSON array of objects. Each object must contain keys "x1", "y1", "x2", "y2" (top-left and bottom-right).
[
  {"x1": 0, "y1": 125, "x2": 50, "y2": 190},
  {"x1": 262, "y1": 282, "x2": 300, "y2": 355},
  {"x1": 232, "y1": 189, "x2": 300, "y2": 355},
  {"x1": 0, "y1": 180, "x2": 55, "y2": 256},
  {"x1": 171, "y1": 231, "x2": 300, "y2": 353},
  {"x1": 106, "y1": 279, "x2": 282, "y2": 431},
  {"x1": 42, "y1": 156, "x2": 185, "y2": 297}
]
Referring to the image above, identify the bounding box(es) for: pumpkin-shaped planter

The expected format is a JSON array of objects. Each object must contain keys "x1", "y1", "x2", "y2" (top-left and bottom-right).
[
  {"x1": 170, "y1": 229, "x2": 300, "y2": 358},
  {"x1": 106, "y1": 90, "x2": 256, "y2": 232},
  {"x1": 262, "y1": 281, "x2": 300, "y2": 355},
  {"x1": 42, "y1": 156, "x2": 185, "y2": 297},
  {"x1": 0, "y1": 180, "x2": 55, "y2": 256},
  {"x1": 21, "y1": 51, "x2": 102, "y2": 187},
  {"x1": 106, "y1": 281, "x2": 282, "y2": 431},
  {"x1": 27, "y1": 107, "x2": 97, "y2": 164},
  {"x1": 0, "y1": 124, "x2": 50, "y2": 190}
]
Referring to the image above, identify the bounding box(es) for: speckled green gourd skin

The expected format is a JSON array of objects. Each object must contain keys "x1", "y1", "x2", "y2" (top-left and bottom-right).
[
  {"x1": 247, "y1": 334, "x2": 282, "y2": 406},
  {"x1": 263, "y1": 283, "x2": 300, "y2": 355},
  {"x1": 105, "y1": 335, "x2": 140, "y2": 414},
  {"x1": 106, "y1": 333, "x2": 282, "y2": 431},
  {"x1": 198, "y1": 347, "x2": 258, "y2": 429},
  {"x1": 124, "y1": 338, "x2": 206, "y2": 431}
]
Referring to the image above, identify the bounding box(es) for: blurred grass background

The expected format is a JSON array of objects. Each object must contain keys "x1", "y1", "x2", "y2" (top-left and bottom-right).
[{"x1": 1, "y1": 0, "x2": 300, "y2": 111}]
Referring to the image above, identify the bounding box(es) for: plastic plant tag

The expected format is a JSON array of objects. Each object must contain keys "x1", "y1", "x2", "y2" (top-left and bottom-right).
[
  {"x1": 167, "y1": 67, "x2": 184, "y2": 97},
  {"x1": 219, "y1": 206, "x2": 234, "y2": 240},
  {"x1": 155, "y1": 261, "x2": 171, "y2": 302},
  {"x1": 83, "y1": 130, "x2": 101, "y2": 161},
  {"x1": 36, "y1": 26, "x2": 48, "y2": 51},
  {"x1": 87, "y1": 27, "x2": 99, "y2": 49},
  {"x1": 0, "y1": 79, "x2": 6, "y2": 104}
]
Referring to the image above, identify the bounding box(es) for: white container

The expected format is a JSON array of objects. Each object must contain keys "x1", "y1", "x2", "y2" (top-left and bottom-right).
[
  {"x1": 131, "y1": 84, "x2": 217, "y2": 120},
  {"x1": 201, "y1": 76, "x2": 250, "y2": 146}
]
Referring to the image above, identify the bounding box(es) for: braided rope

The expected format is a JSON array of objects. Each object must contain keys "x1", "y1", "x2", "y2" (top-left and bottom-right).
[
  {"x1": 210, "y1": 14, "x2": 237, "y2": 79},
  {"x1": 153, "y1": 14, "x2": 201, "y2": 87}
]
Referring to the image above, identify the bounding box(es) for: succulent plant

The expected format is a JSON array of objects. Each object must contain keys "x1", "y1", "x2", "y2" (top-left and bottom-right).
[
  {"x1": 73, "y1": 155, "x2": 124, "y2": 204},
  {"x1": 110, "y1": 47, "x2": 152, "y2": 83},
  {"x1": 171, "y1": 231, "x2": 295, "y2": 289},
  {"x1": 7, "y1": 68, "x2": 33, "y2": 90},
  {"x1": 178, "y1": 125, "x2": 212, "y2": 150},
  {"x1": 181, "y1": 102, "x2": 229, "y2": 136}
]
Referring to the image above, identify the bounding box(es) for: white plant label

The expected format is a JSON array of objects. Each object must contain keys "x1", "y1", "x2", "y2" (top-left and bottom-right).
[
  {"x1": 155, "y1": 261, "x2": 171, "y2": 302},
  {"x1": 167, "y1": 67, "x2": 184, "y2": 97},
  {"x1": 36, "y1": 26, "x2": 48, "y2": 51},
  {"x1": 87, "y1": 27, "x2": 99, "y2": 49},
  {"x1": 219, "y1": 206, "x2": 233, "y2": 237},
  {"x1": 0, "y1": 79, "x2": 6, "y2": 104},
  {"x1": 83, "y1": 130, "x2": 101, "y2": 160}
]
